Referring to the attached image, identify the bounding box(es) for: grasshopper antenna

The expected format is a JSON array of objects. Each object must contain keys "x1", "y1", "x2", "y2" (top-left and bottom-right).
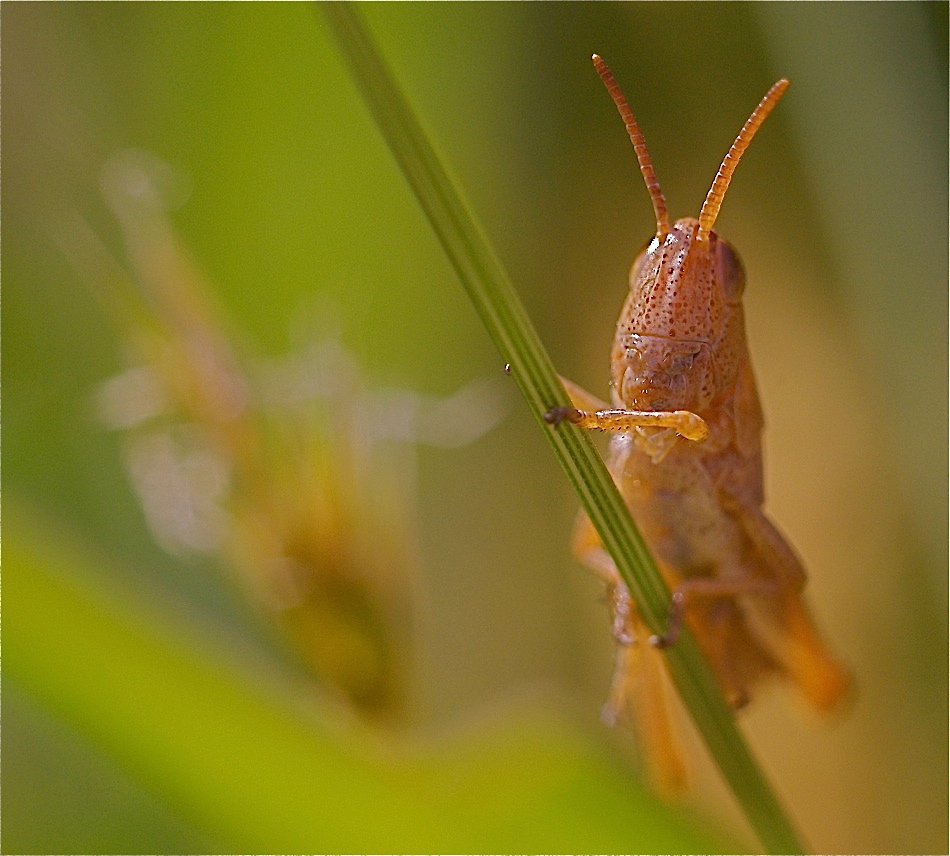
[
  {"x1": 593, "y1": 54, "x2": 669, "y2": 240},
  {"x1": 697, "y1": 79, "x2": 790, "y2": 242}
]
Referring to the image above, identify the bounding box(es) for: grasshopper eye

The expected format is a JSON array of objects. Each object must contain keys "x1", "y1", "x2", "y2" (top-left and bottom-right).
[{"x1": 717, "y1": 239, "x2": 746, "y2": 304}]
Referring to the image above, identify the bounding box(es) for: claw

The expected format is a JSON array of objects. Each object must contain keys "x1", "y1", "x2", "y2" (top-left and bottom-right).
[
  {"x1": 544, "y1": 406, "x2": 580, "y2": 427},
  {"x1": 648, "y1": 591, "x2": 685, "y2": 649}
]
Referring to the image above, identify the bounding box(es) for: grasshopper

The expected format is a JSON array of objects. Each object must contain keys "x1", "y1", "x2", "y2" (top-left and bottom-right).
[{"x1": 548, "y1": 56, "x2": 850, "y2": 793}]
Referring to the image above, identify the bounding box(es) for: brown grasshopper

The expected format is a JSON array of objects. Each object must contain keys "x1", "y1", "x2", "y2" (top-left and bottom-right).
[{"x1": 548, "y1": 55, "x2": 850, "y2": 793}]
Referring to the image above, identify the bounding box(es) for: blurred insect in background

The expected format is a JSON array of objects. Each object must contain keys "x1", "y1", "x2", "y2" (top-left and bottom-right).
[
  {"x1": 548, "y1": 56, "x2": 850, "y2": 794},
  {"x1": 61, "y1": 150, "x2": 506, "y2": 719}
]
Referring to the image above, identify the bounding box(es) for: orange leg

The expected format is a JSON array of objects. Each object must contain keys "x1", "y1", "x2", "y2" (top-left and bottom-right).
[{"x1": 549, "y1": 376, "x2": 708, "y2": 441}]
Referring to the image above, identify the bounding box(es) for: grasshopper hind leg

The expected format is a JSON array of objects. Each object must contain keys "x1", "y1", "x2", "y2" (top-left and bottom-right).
[{"x1": 724, "y1": 498, "x2": 853, "y2": 712}]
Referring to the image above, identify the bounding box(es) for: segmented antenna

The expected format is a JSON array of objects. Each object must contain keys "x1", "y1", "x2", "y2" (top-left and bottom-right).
[
  {"x1": 592, "y1": 54, "x2": 669, "y2": 239},
  {"x1": 697, "y1": 79, "x2": 790, "y2": 242}
]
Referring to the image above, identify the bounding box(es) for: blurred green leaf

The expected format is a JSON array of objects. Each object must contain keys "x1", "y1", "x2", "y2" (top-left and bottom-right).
[{"x1": 5, "y1": 501, "x2": 724, "y2": 853}]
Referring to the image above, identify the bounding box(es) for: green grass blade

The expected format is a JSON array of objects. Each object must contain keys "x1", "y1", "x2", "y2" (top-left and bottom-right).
[{"x1": 321, "y1": 4, "x2": 806, "y2": 853}]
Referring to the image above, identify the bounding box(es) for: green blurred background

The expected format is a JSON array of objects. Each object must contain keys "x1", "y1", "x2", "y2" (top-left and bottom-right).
[{"x1": 4, "y1": 3, "x2": 947, "y2": 853}]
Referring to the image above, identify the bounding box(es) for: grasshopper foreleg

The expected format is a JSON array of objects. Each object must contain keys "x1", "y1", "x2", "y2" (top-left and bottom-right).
[
  {"x1": 545, "y1": 404, "x2": 708, "y2": 441},
  {"x1": 546, "y1": 376, "x2": 708, "y2": 441}
]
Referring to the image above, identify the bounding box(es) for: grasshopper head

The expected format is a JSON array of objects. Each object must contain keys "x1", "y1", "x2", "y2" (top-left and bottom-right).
[
  {"x1": 592, "y1": 56, "x2": 786, "y2": 416},
  {"x1": 611, "y1": 219, "x2": 747, "y2": 413}
]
